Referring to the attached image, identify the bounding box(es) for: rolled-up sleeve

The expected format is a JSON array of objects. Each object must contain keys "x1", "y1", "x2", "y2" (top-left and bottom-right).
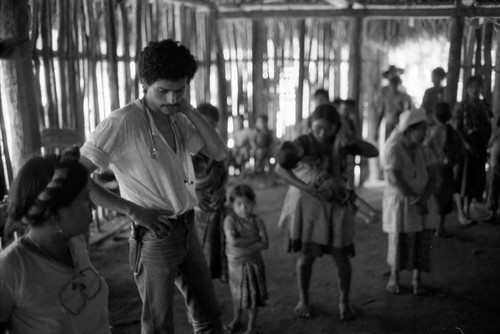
[
  {"x1": 176, "y1": 114, "x2": 204, "y2": 155},
  {"x1": 81, "y1": 117, "x2": 122, "y2": 172}
]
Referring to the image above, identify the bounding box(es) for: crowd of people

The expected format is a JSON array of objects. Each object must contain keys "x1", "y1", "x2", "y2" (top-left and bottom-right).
[
  {"x1": 230, "y1": 114, "x2": 275, "y2": 176},
  {"x1": 0, "y1": 39, "x2": 497, "y2": 334}
]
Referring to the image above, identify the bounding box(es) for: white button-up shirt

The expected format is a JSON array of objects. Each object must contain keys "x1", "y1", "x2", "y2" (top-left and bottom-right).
[{"x1": 81, "y1": 100, "x2": 204, "y2": 217}]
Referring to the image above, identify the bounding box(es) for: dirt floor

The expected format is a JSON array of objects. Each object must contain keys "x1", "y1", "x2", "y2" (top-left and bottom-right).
[{"x1": 90, "y1": 175, "x2": 500, "y2": 334}]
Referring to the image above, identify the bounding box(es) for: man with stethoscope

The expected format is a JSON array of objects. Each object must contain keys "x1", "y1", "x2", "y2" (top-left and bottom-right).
[{"x1": 80, "y1": 39, "x2": 227, "y2": 334}]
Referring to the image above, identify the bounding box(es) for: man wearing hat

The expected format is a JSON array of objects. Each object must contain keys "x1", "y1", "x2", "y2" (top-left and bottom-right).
[
  {"x1": 421, "y1": 67, "x2": 447, "y2": 126},
  {"x1": 376, "y1": 65, "x2": 415, "y2": 141}
]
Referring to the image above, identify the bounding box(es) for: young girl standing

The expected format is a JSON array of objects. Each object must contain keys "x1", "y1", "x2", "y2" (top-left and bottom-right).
[{"x1": 224, "y1": 184, "x2": 268, "y2": 334}]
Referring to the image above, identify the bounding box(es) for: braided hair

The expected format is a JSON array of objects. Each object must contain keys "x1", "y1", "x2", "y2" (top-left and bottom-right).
[{"x1": 7, "y1": 146, "x2": 89, "y2": 228}]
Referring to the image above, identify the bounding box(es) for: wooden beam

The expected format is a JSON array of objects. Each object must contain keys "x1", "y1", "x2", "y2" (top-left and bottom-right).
[
  {"x1": 482, "y1": 21, "x2": 493, "y2": 104},
  {"x1": 462, "y1": 23, "x2": 475, "y2": 99},
  {"x1": 445, "y1": 13, "x2": 464, "y2": 108},
  {"x1": 295, "y1": 20, "x2": 305, "y2": 127},
  {"x1": 252, "y1": 19, "x2": 265, "y2": 124},
  {"x1": 492, "y1": 31, "x2": 500, "y2": 118},
  {"x1": 218, "y1": 5, "x2": 500, "y2": 19},
  {"x1": 162, "y1": 0, "x2": 214, "y2": 11},
  {"x1": 0, "y1": 0, "x2": 42, "y2": 175},
  {"x1": 348, "y1": 16, "x2": 363, "y2": 138},
  {"x1": 348, "y1": 17, "x2": 362, "y2": 105},
  {"x1": 214, "y1": 16, "x2": 228, "y2": 142}
]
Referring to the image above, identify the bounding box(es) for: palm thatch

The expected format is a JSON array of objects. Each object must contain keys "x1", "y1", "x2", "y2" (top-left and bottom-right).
[{"x1": 364, "y1": 18, "x2": 450, "y2": 49}]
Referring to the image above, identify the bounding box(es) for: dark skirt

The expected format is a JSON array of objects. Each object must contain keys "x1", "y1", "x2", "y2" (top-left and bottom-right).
[
  {"x1": 435, "y1": 163, "x2": 455, "y2": 216},
  {"x1": 458, "y1": 151, "x2": 487, "y2": 200},
  {"x1": 387, "y1": 230, "x2": 433, "y2": 272},
  {"x1": 194, "y1": 208, "x2": 228, "y2": 282}
]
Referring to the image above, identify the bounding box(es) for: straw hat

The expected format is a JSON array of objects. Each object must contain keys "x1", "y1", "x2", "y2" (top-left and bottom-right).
[
  {"x1": 398, "y1": 109, "x2": 427, "y2": 133},
  {"x1": 382, "y1": 65, "x2": 404, "y2": 79},
  {"x1": 432, "y1": 67, "x2": 447, "y2": 79}
]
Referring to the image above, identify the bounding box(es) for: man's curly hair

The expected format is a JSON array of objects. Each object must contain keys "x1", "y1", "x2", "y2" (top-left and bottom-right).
[{"x1": 138, "y1": 39, "x2": 198, "y2": 85}]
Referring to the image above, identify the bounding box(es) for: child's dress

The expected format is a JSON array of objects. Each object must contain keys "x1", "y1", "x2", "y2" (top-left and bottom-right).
[
  {"x1": 225, "y1": 212, "x2": 268, "y2": 309},
  {"x1": 278, "y1": 134, "x2": 355, "y2": 257},
  {"x1": 425, "y1": 123, "x2": 462, "y2": 215}
]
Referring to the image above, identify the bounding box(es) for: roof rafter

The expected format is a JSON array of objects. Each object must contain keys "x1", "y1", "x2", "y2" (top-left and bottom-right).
[{"x1": 217, "y1": 3, "x2": 500, "y2": 19}]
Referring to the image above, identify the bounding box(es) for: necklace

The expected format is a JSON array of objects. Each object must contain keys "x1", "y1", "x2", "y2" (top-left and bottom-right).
[{"x1": 26, "y1": 234, "x2": 73, "y2": 268}]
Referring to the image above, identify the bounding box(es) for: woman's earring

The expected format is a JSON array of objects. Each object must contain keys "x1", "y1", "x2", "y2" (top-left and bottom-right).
[{"x1": 51, "y1": 216, "x2": 63, "y2": 234}]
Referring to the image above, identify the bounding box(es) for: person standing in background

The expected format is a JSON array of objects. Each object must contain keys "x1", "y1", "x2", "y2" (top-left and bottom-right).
[
  {"x1": 421, "y1": 67, "x2": 447, "y2": 126},
  {"x1": 192, "y1": 103, "x2": 229, "y2": 282}
]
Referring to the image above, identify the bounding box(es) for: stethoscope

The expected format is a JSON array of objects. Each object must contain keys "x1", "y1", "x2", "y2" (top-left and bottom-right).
[{"x1": 141, "y1": 98, "x2": 193, "y2": 185}]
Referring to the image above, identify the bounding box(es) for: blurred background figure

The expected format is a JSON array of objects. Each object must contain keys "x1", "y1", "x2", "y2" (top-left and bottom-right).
[
  {"x1": 421, "y1": 67, "x2": 447, "y2": 127},
  {"x1": 251, "y1": 114, "x2": 275, "y2": 175},
  {"x1": 192, "y1": 103, "x2": 229, "y2": 282},
  {"x1": 230, "y1": 115, "x2": 253, "y2": 176}
]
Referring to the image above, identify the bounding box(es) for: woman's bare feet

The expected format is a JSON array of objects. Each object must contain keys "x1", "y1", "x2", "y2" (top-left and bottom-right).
[
  {"x1": 412, "y1": 281, "x2": 427, "y2": 295},
  {"x1": 244, "y1": 328, "x2": 261, "y2": 334},
  {"x1": 339, "y1": 303, "x2": 356, "y2": 321},
  {"x1": 386, "y1": 279, "x2": 400, "y2": 294},
  {"x1": 294, "y1": 301, "x2": 312, "y2": 319},
  {"x1": 225, "y1": 320, "x2": 243, "y2": 333}
]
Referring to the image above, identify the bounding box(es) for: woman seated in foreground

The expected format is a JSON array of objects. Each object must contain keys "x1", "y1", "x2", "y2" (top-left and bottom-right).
[{"x1": 0, "y1": 146, "x2": 110, "y2": 334}]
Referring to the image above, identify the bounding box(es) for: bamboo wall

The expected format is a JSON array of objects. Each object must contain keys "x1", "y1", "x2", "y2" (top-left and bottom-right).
[
  {"x1": 219, "y1": 18, "x2": 353, "y2": 139},
  {"x1": 1, "y1": 0, "x2": 500, "y2": 192},
  {"x1": 28, "y1": 0, "x2": 216, "y2": 153}
]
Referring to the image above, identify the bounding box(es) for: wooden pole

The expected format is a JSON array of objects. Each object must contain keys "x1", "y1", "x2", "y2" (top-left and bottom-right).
[
  {"x1": 104, "y1": 0, "x2": 120, "y2": 110},
  {"x1": 219, "y1": 6, "x2": 500, "y2": 20},
  {"x1": 348, "y1": 17, "x2": 362, "y2": 109},
  {"x1": 296, "y1": 20, "x2": 306, "y2": 129},
  {"x1": 474, "y1": 24, "x2": 482, "y2": 76},
  {"x1": 135, "y1": 0, "x2": 143, "y2": 98},
  {"x1": 0, "y1": 88, "x2": 10, "y2": 195},
  {"x1": 462, "y1": 23, "x2": 475, "y2": 99},
  {"x1": 445, "y1": 11, "x2": 464, "y2": 108},
  {"x1": 482, "y1": 21, "x2": 493, "y2": 103},
  {"x1": 214, "y1": 15, "x2": 228, "y2": 141},
  {"x1": 0, "y1": 0, "x2": 42, "y2": 175},
  {"x1": 333, "y1": 44, "x2": 341, "y2": 99},
  {"x1": 252, "y1": 19, "x2": 265, "y2": 123},
  {"x1": 492, "y1": 30, "x2": 500, "y2": 118}
]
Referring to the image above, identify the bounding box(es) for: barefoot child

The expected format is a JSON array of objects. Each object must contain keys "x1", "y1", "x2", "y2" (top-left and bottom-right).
[
  {"x1": 276, "y1": 141, "x2": 381, "y2": 223},
  {"x1": 424, "y1": 102, "x2": 462, "y2": 237},
  {"x1": 224, "y1": 184, "x2": 269, "y2": 334}
]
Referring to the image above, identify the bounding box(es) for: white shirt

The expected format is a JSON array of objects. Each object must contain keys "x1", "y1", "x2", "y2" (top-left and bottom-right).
[
  {"x1": 81, "y1": 100, "x2": 204, "y2": 216},
  {"x1": 0, "y1": 236, "x2": 110, "y2": 334}
]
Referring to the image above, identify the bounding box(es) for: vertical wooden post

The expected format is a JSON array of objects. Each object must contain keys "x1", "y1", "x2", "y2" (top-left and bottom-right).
[
  {"x1": 296, "y1": 20, "x2": 306, "y2": 129},
  {"x1": 492, "y1": 31, "x2": 500, "y2": 118},
  {"x1": 252, "y1": 19, "x2": 265, "y2": 124},
  {"x1": 0, "y1": 90, "x2": 10, "y2": 195},
  {"x1": 348, "y1": 17, "x2": 362, "y2": 131},
  {"x1": 134, "y1": 0, "x2": 143, "y2": 98},
  {"x1": 214, "y1": 15, "x2": 228, "y2": 142},
  {"x1": 462, "y1": 23, "x2": 475, "y2": 99},
  {"x1": 482, "y1": 21, "x2": 493, "y2": 103},
  {"x1": 333, "y1": 45, "x2": 341, "y2": 99},
  {"x1": 0, "y1": 0, "x2": 42, "y2": 175},
  {"x1": 104, "y1": 0, "x2": 120, "y2": 110},
  {"x1": 445, "y1": 9, "x2": 464, "y2": 108},
  {"x1": 474, "y1": 24, "x2": 483, "y2": 76}
]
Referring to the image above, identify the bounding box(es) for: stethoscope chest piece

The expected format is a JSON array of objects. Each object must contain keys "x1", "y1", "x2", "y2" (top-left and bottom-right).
[{"x1": 150, "y1": 148, "x2": 160, "y2": 160}]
